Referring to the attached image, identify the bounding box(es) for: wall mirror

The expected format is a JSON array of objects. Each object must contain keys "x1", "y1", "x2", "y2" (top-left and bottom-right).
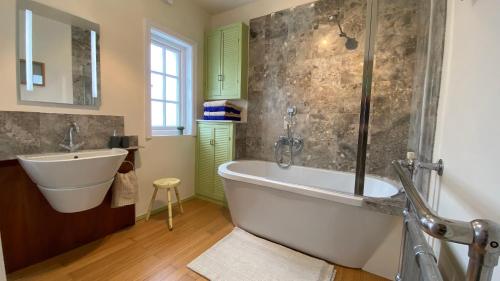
[{"x1": 17, "y1": 0, "x2": 101, "y2": 107}]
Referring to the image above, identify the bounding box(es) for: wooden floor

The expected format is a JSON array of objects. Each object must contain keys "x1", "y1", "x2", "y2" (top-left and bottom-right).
[{"x1": 8, "y1": 199, "x2": 388, "y2": 281}]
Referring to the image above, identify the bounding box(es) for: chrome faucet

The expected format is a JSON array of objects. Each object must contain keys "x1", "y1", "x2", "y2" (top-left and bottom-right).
[{"x1": 59, "y1": 122, "x2": 85, "y2": 152}]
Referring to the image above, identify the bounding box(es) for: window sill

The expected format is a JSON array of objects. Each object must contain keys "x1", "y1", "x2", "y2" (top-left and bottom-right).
[
  {"x1": 151, "y1": 129, "x2": 194, "y2": 137},
  {"x1": 151, "y1": 134, "x2": 195, "y2": 138}
]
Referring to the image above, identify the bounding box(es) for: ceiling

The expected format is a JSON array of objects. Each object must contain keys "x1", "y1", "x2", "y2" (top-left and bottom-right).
[{"x1": 192, "y1": 0, "x2": 258, "y2": 14}]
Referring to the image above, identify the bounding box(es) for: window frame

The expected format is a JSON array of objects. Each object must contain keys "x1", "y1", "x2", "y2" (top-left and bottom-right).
[
  {"x1": 150, "y1": 41, "x2": 183, "y2": 130},
  {"x1": 145, "y1": 21, "x2": 196, "y2": 137}
]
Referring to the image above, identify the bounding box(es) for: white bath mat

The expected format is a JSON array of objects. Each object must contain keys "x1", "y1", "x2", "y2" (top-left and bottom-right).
[{"x1": 188, "y1": 227, "x2": 335, "y2": 281}]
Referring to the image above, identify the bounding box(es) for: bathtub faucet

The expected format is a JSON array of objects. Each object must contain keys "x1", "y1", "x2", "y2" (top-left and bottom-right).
[{"x1": 274, "y1": 106, "x2": 304, "y2": 169}]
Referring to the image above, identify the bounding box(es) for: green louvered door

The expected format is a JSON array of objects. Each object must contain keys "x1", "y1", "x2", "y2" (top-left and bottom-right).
[
  {"x1": 206, "y1": 30, "x2": 222, "y2": 99},
  {"x1": 205, "y1": 22, "x2": 248, "y2": 100},
  {"x1": 212, "y1": 125, "x2": 231, "y2": 201},
  {"x1": 220, "y1": 25, "x2": 240, "y2": 99},
  {"x1": 196, "y1": 124, "x2": 215, "y2": 198},
  {"x1": 196, "y1": 122, "x2": 234, "y2": 204}
]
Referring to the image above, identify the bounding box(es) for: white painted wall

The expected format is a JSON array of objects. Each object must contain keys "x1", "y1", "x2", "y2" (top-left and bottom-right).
[
  {"x1": 210, "y1": 0, "x2": 314, "y2": 28},
  {"x1": 18, "y1": 12, "x2": 74, "y2": 104},
  {"x1": 0, "y1": 0, "x2": 210, "y2": 218},
  {"x1": 0, "y1": 234, "x2": 5, "y2": 281},
  {"x1": 431, "y1": 0, "x2": 500, "y2": 280}
]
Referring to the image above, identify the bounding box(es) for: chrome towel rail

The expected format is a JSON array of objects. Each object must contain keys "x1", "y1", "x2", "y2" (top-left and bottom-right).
[
  {"x1": 399, "y1": 209, "x2": 444, "y2": 281},
  {"x1": 393, "y1": 160, "x2": 500, "y2": 281}
]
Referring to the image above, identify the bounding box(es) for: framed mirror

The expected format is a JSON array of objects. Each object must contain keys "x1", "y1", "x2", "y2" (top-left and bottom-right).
[{"x1": 17, "y1": 0, "x2": 101, "y2": 107}]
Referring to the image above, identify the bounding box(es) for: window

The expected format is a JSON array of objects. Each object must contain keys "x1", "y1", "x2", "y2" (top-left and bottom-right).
[{"x1": 147, "y1": 25, "x2": 195, "y2": 136}]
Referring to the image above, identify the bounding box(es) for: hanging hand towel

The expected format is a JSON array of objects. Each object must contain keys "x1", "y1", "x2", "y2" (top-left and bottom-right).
[{"x1": 111, "y1": 161, "x2": 139, "y2": 208}]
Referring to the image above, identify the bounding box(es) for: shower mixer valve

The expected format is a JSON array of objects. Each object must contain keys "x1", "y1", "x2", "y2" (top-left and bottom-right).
[
  {"x1": 284, "y1": 106, "x2": 297, "y2": 129},
  {"x1": 274, "y1": 106, "x2": 304, "y2": 169}
]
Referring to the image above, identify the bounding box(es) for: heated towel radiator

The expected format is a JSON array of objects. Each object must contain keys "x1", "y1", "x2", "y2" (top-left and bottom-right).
[
  {"x1": 393, "y1": 159, "x2": 500, "y2": 281},
  {"x1": 397, "y1": 208, "x2": 443, "y2": 281}
]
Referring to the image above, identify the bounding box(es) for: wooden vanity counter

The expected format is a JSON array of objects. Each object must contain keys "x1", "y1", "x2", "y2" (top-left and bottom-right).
[{"x1": 0, "y1": 149, "x2": 137, "y2": 273}]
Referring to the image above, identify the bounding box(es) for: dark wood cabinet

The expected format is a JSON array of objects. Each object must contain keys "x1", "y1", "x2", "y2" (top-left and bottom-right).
[{"x1": 0, "y1": 150, "x2": 137, "y2": 273}]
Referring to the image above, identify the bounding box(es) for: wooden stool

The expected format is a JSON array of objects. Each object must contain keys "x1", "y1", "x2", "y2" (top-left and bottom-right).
[{"x1": 146, "y1": 178, "x2": 183, "y2": 230}]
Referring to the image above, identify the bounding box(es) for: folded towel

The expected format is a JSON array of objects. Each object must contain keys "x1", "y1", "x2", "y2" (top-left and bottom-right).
[
  {"x1": 111, "y1": 161, "x2": 139, "y2": 208},
  {"x1": 204, "y1": 106, "x2": 241, "y2": 114},
  {"x1": 204, "y1": 111, "x2": 241, "y2": 117},
  {"x1": 203, "y1": 115, "x2": 241, "y2": 121},
  {"x1": 203, "y1": 100, "x2": 241, "y2": 111}
]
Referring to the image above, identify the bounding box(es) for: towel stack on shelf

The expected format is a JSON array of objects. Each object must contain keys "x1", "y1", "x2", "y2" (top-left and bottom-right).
[{"x1": 203, "y1": 100, "x2": 242, "y2": 121}]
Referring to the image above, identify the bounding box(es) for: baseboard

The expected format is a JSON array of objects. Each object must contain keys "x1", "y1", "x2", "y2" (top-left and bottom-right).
[
  {"x1": 135, "y1": 195, "x2": 196, "y2": 222},
  {"x1": 195, "y1": 194, "x2": 227, "y2": 207}
]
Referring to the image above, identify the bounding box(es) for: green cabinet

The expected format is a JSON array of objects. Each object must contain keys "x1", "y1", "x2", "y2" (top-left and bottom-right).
[
  {"x1": 205, "y1": 22, "x2": 248, "y2": 100},
  {"x1": 196, "y1": 121, "x2": 235, "y2": 204}
]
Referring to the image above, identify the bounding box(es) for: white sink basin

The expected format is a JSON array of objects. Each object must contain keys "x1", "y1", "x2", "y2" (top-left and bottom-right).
[{"x1": 18, "y1": 148, "x2": 128, "y2": 213}]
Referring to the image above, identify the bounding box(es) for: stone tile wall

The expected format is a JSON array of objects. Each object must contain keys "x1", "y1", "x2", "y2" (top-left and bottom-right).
[
  {"x1": 407, "y1": 0, "x2": 446, "y2": 196},
  {"x1": 242, "y1": 0, "x2": 367, "y2": 172},
  {"x1": 0, "y1": 111, "x2": 123, "y2": 161},
  {"x1": 240, "y1": 0, "x2": 422, "y2": 180},
  {"x1": 366, "y1": 0, "x2": 419, "y2": 178},
  {"x1": 71, "y1": 26, "x2": 101, "y2": 106}
]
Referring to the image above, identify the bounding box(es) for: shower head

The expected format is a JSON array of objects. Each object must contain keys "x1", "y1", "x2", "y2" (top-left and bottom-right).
[
  {"x1": 327, "y1": 14, "x2": 358, "y2": 50},
  {"x1": 339, "y1": 32, "x2": 358, "y2": 50},
  {"x1": 344, "y1": 37, "x2": 358, "y2": 50}
]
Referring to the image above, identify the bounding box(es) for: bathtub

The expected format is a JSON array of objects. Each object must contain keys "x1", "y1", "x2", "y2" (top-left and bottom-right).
[{"x1": 218, "y1": 160, "x2": 401, "y2": 269}]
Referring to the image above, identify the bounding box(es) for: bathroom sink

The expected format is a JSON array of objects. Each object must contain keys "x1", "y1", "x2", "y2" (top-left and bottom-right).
[{"x1": 18, "y1": 148, "x2": 128, "y2": 213}]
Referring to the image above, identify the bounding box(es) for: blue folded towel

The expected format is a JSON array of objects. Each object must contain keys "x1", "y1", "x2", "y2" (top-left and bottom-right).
[
  {"x1": 203, "y1": 116, "x2": 241, "y2": 121},
  {"x1": 204, "y1": 106, "x2": 241, "y2": 114},
  {"x1": 202, "y1": 100, "x2": 242, "y2": 121}
]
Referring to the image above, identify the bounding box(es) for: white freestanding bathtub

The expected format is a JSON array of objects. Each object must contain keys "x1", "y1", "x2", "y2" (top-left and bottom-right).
[{"x1": 218, "y1": 160, "x2": 401, "y2": 269}]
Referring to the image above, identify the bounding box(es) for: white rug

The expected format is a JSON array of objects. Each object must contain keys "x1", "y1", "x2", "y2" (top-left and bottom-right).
[{"x1": 188, "y1": 227, "x2": 335, "y2": 281}]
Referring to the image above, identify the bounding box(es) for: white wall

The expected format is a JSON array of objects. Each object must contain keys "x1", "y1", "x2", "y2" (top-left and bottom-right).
[
  {"x1": 210, "y1": 0, "x2": 314, "y2": 28},
  {"x1": 19, "y1": 12, "x2": 74, "y2": 104},
  {"x1": 0, "y1": 0, "x2": 210, "y2": 218},
  {"x1": 432, "y1": 0, "x2": 500, "y2": 280},
  {"x1": 0, "y1": 234, "x2": 5, "y2": 281}
]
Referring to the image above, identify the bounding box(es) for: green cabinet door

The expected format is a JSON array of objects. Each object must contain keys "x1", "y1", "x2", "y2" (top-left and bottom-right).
[
  {"x1": 213, "y1": 125, "x2": 232, "y2": 201},
  {"x1": 205, "y1": 22, "x2": 248, "y2": 101},
  {"x1": 220, "y1": 26, "x2": 241, "y2": 99},
  {"x1": 196, "y1": 122, "x2": 235, "y2": 204},
  {"x1": 196, "y1": 124, "x2": 215, "y2": 198},
  {"x1": 206, "y1": 31, "x2": 222, "y2": 99}
]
